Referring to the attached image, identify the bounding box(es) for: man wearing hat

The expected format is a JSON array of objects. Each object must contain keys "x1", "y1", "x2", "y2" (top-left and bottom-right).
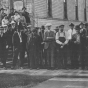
[
  {"x1": 0, "y1": 27, "x2": 8, "y2": 69},
  {"x1": 66, "y1": 23, "x2": 77, "y2": 69},
  {"x1": 27, "y1": 28, "x2": 39, "y2": 69},
  {"x1": 55, "y1": 24, "x2": 68, "y2": 69},
  {"x1": 22, "y1": 7, "x2": 30, "y2": 25},
  {"x1": 12, "y1": 25, "x2": 27, "y2": 69},
  {"x1": 6, "y1": 21, "x2": 16, "y2": 48},
  {"x1": 70, "y1": 25, "x2": 80, "y2": 69},
  {"x1": 79, "y1": 22, "x2": 87, "y2": 70},
  {"x1": 8, "y1": 8, "x2": 15, "y2": 19},
  {"x1": 44, "y1": 23, "x2": 55, "y2": 69},
  {"x1": 54, "y1": 26, "x2": 59, "y2": 33},
  {"x1": 14, "y1": 11, "x2": 20, "y2": 22}
]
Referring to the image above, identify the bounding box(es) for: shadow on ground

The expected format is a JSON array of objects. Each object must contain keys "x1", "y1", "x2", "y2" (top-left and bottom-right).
[{"x1": 0, "y1": 73, "x2": 52, "y2": 88}]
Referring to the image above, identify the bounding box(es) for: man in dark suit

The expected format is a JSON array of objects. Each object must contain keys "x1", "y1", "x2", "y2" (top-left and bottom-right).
[
  {"x1": 22, "y1": 7, "x2": 30, "y2": 25},
  {"x1": 0, "y1": 27, "x2": 8, "y2": 69},
  {"x1": 27, "y1": 28, "x2": 38, "y2": 69},
  {"x1": 12, "y1": 23, "x2": 27, "y2": 69},
  {"x1": 8, "y1": 8, "x2": 15, "y2": 19},
  {"x1": 79, "y1": 22, "x2": 87, "y2": 70}
]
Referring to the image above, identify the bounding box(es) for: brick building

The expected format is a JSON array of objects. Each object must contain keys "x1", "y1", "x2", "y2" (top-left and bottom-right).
[{"x1": 1, "y1": 0, "x2": 88, "y2": 29}]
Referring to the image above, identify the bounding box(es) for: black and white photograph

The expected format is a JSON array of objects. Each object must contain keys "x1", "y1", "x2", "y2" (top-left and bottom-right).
[{"x1": 0, "y1": 0, "x2": 88, "y2": 88}]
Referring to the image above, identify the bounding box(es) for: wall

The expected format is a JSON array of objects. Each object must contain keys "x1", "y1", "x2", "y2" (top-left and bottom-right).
[
  {"x1": 78, "y1": 0, "x2": 84, "y2": 21},
  {"x1": 34, "y1": 0, "x2": 47, "y2": 18},
  {"x1": 67, "y1": 0, "x2": 76, "y2": 20},
  {"x1": 52, "y1": 0, "x2": 64, "y2": 19}
]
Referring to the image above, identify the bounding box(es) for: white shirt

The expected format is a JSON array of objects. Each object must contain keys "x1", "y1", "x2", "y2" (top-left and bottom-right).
[
  {"x1": 56, "y1": 32, "x2": 68, "y2": 45},
  {"x1": 18, "y1": 32, "x2": 22, "y2": 43},
  {"x1": 66, "y1": 28, "x2": 76, "y2": 40}
]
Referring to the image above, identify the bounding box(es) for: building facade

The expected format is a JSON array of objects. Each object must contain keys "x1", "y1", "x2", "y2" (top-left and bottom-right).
[
  {"x1": 1, "y1": 0, "x2": 88, "y2": 29},
  {"x1": 24, "y1": 0, "x2": 88, "y2": 29}
]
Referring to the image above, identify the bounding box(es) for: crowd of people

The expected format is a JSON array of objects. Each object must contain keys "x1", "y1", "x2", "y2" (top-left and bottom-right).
[{"x1": 0, "y1": 7, "x2": 88, "y2": 70}]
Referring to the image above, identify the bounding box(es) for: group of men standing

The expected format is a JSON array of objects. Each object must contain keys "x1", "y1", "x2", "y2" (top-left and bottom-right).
[
  {"x1": 37, "y1": 22, "x2": 88, "y2": 70},
  {"x1": 0, "y1": 7, "x2": 88, "y2": 70},
  {"x1": 0, "y1": 7, "x2": 30, "y2": 69}
]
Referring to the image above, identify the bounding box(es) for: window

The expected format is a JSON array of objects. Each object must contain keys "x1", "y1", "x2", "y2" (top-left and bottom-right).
[
  {"x1": 75, "y1": 0, "x2": 78, "y2": 20},
  {"x1": 64, "y1": 0, "x2": 68, "y2": 19},
  {"x1": 84, "y1": 0, "x2": 87, "y2": 21},
  {"x1": 47, "y1": 0, "x2": 52, "y2": 17}
]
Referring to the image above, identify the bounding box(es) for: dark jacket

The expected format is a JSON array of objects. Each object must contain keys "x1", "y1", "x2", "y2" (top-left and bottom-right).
[
  {"x1": 22, "y1": 11, "x2": 30, "y2": 24},
  {"x1": 0, "y1": 33, "x2": 7, "y2": 50},
  {"x1": 12, "y1": 31, "x2": 27, "y2": 49}
]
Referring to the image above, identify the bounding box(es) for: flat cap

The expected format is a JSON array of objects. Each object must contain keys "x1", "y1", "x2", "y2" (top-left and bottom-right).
[{"x1": 45, "y1": 23, "x2": 52, "y2": 27}]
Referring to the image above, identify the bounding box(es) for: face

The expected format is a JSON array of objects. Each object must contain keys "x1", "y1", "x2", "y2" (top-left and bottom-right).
[
  {"x1": 47, "y1": 26, "x2": 51, "y2": 30},
  {"x1": 80, "y1": 25, "x2": 84, "y2": 29},
  {"x1": 11, "y1": 23, "x2": 15, "y2": 28},
  {"x1": 60, "y1": 27, "x2": 64, "y2": 32},
  {"x1": 70, "y1": 26, "x2": 74, "y2": 29}
]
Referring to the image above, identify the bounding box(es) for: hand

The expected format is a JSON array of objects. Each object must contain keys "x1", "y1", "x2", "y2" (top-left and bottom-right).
[
  {"x1": 61, "y1": 46, "x2": 63, "y2": 48},
  {"x1": 6, "y1": 45, "x2": 8, "y2": 49},
  {"x1": 41, "y1": 42, "x2": 44, "y2": 44}
]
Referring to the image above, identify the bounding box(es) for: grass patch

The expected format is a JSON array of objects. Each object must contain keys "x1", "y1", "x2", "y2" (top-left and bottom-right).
[{"x1": 0, "y1": 73, "x2": 51, "y2": 88}]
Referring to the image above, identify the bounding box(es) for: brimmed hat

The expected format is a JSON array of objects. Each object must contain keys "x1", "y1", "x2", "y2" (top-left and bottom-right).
[
  {"x1": 59, "y1": 25, "x2": 64, "y2": 28},
  {"x1": 69, "y1": 23, "x2": 74, "y2": 27},
  {"x1": 45, "y1": 23, "x2": 52, "y2": 27}
]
